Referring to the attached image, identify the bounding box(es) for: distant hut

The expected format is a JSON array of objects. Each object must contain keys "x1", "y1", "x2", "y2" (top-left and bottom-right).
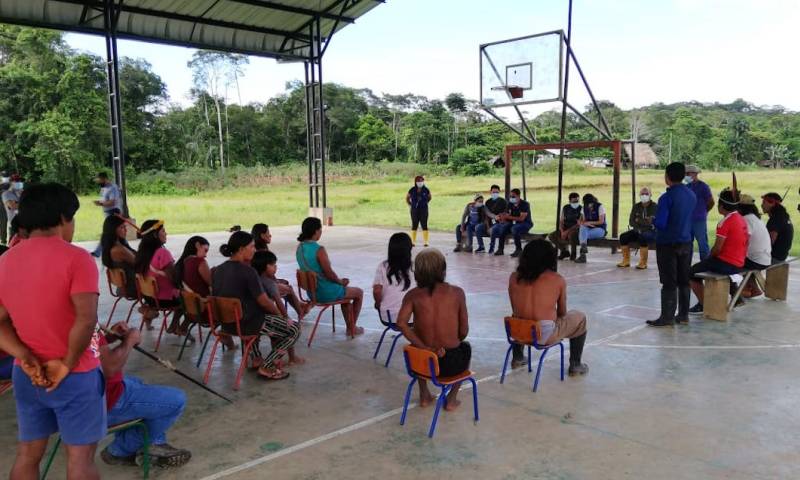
[{"x1": 623, "y1": 143, "x2": 659, "y2": 168}]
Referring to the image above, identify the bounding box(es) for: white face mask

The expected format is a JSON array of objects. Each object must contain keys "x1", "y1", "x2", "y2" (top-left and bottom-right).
[
  {"x1": 570, "y1": 201, "x2": 580, "y2": 209},
  {"x1": 490, "y1": 192, "x2": 499, "y2": 200},
  {"x1": 640, "y1": 194, "x2": 651, "y2": 203},
  {"x1": 416, "y1": 182, "x2": 424, "y2": 188},
  {"x1": 509, "y1": 197, "x2": 519, "y2": 204},
  {"x1": 13, "y1": 182, "x2": 23, "y2": 190},
  {"x1": 684, "y1": 176, "x2": 693, "y2": 184},
  {"x1": 475, "y1": 202, "x2": 484, "y2": 208}
]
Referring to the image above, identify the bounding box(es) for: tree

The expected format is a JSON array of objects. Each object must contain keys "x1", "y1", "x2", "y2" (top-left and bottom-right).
[{"x1": 354, "y1": 113, "x2": 393, "y2": 162}]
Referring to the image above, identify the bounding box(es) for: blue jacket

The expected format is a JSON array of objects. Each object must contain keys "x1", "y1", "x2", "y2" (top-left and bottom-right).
[
  {"x1": 654, "y1": 184, "x2": 697, "y2": 244},
  {"x1": 408, "y1": 186, "x2": 431, "y2": 209}
]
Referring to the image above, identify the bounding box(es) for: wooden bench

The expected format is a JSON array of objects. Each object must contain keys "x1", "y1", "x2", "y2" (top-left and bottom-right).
[
  {"x1": 695, "y1": 268, "x2": 773, "y2": 321},
  {"x1": 765, "y1": 257, "x2": 797, "y2": 301},
  {"x1": 519, "y1": 233, "x2": 653, "y2": 255}
]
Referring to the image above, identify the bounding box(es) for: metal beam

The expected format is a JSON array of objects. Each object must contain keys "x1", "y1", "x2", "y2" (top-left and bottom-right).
[
  {"x1": 566, "y1": 102, "x2": 612, "y2": 141},
  {"x1": 556, "y1": 0, "x2": 574, "y2": 235},
  {"x1": 228, "y1": 0, "x2": 356, "y2": 23},
  {"x1": 482, "y1": 108, "x2": 536, "y2": 144}
]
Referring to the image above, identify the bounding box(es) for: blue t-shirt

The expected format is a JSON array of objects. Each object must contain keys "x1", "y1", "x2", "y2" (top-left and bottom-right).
[
  {"x1": 687, "y1": 180, "x2": 712, "y2": 221},
  {"x1": 100, "y1": 183, "x2": 122, "y2": 214},
  {"x1": 654, "y1": 184, "x2": 697, "y2": 244},
  {"x1": 509, "y1": 200, "x2": 533, "y2": 227}
]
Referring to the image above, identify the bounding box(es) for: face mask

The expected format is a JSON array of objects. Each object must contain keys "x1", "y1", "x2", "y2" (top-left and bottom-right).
[
  {"x1": 475, "y1": 202, "x2": 484, "y2": 208},
  {"x1": 13, "y1": 182, "x2": 23, "y2": 190},
  {"x1": 640, "y1": 194, "x2": 651, "y2": 203},
  {"x1": 570, "y1": 201, "x2": 580, "y2": 209},
  {"x1": 509, "y1": 197, "x2": 518, "y2": 204},
  {"x1": 416, "y1": 182, "x2": 424, "y2": 188},
  {"x1": 683, "y1": 176, "x2": 693, "y2": 184},
  {"x1": 1, "y1": 177, "x2": 8, "y2": 184},
  {"x1": 490, "y1": 192, "x2": 499, "y2": 200}
]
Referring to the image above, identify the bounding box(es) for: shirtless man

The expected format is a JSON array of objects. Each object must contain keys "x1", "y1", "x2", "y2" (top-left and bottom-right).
[
  {"x1": 397, "y1": 248, "x2": 470, "y2": 411},
  {"x1": 508, "y1": 239, "x2": 589, "y2": 375}
]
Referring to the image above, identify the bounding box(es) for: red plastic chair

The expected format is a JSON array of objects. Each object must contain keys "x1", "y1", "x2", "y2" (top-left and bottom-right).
[
  {"x1": 203, "y1": 296, "x2": 259, "y2": 391},
  {"x1": 105, "y1": 268, "x2": 140, "y2": 327},
  {"x1": 135, "y1": 274, "x2": 178, "y2": 352},
  {"x1": 296, "y1": 270, "x2": 351, "y2": 347}
]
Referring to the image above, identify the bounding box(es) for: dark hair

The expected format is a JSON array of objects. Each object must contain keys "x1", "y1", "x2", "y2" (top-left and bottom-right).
[
  {"x1": 386, "y1": 233, "x2": 413, "y2": 291},
  {"x1": 100, "y1": 215, "x2": 135, "y2": 269},
  {"x1": 134, "y1": 219, "x2": 166, "y2": 275},
  {"x1": 97, "y1": 172, "x2": 109, "y2": 180},
  {"x1": 17, "y1": 183, "x2": 80, "y2": 232},
  {"x1": 490, "y1": 184, "x2": 501, "y2": 191},
  {"x1": 737, "y1": 203, "x2": 761, "y2": 219},
  {"x1": 511, "y1": 188, "x2": 521, "y2": 196},
  {"x1": 251, "y1": 250, "x2": 277, "y2": 275},
  {"x1": 298, "y1": 217, "x2": 322, "y2": 242},
  {"x1": 569, "y1": 192, "x2": 580, "y2": 200},
  {"x1": 9, "y1": 216, "x2": 20, "y2": 238},
  {"x1": 251, "y1": 223, "x2": 270, "y2": 251},
  {"x1": 220, "y1": 231, "x2": 254, "y2": 257},
  {"x1": 763, "y1": 192, "x2": 782, "y2": 203},
  {"x1": 665, "y1": 162, "x2": 686, "y2": 183},
  {"x1": 718, "y1": 189, "x2": 738, "y2": 212},
  {"x1": 414, "y1": 249, "x2": 446, "y2": 295},
  {"x1": 516, "y1": 239, "x2": 557, "y2": 283},
  {"x1": 175, "y1": 236, "x2": 210, "y2": 282},
  {"x1": 582, "y1": 193, "x2": 597, "y2": 204}
]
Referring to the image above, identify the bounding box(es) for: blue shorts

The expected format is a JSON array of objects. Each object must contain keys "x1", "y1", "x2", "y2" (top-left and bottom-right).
[
  {"x1": 0, "y1": 355, "x2": 13, "y2": 380},
  {"x1": 12, "y1": 366, "x2": 107, "y2": 445}
]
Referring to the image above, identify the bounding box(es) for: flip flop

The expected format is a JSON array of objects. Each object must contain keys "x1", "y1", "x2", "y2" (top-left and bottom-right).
[{"x1": 257, "y1": 368, "x2": 290, "y2": 381}]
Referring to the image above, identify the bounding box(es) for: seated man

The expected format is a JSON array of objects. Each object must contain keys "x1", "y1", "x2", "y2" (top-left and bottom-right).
[
  {"x1": 396, "y1": 249, "x2": 470, "y2": 410},
  {"x1": 492, "y1": 188, "x2": 533, "y2": 258},
  {"x1": 454, "y1": 194, "x2": 490, "y2": 253},
  {"x1": 761, "y1": 192, "x2": 794, "y2": 264},
  {"x1": 98, "y1": 322, "x2": 191, "y2": 469},
  {"x1": 508, "y1": 239, "x2": 588, "y2": 374},
  {"x1": 484, "y1": 184, "x2": 508, "y2": 254},
  {"x1": 574, "y1": 193, "x2": 607, "y2": 264},
  {"x1": 689, "y1": 188, "x2": 749, "y2": 313},
  {"x1": 548, "y1": 192, "x2": 581, "y2": 261},
  {"x1": 617, "y1": 187, "x2": 658, "y2": 269}
]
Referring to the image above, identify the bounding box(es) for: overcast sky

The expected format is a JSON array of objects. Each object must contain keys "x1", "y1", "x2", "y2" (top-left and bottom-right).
[{"x1": 65, "y1": 0, "x2": 800, "y2": 112}]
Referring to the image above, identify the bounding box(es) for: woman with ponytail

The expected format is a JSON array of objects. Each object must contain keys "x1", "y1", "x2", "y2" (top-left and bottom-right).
[{"x1": 212, "y1": 231, "x2": 299, "y2": 380}]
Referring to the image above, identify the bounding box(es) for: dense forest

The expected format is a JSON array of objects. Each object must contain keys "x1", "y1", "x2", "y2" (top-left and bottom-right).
[{"x1": 1, "y1": 25, "x2": 799, "y2": 193}]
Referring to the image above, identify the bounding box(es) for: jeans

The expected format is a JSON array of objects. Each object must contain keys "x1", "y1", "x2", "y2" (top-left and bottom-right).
[
  {"x1": 691, "y1": 220, "x2": 710, "y2": 260},
  {"x1": 578, "y1": 226, "x2": 606, "y2": 245},
  {"x1": 488, "y1": 223, "x2": 505, "y2": 250},
  {"x1": 493, "y1": 223, "x2": 532, "y2": 250},
  {"x1": 455, "y1": 223, "x2": 485, "y2": 249},
  {"x1": 107, "y1": 376, "x2": 186, "y2": 456}
]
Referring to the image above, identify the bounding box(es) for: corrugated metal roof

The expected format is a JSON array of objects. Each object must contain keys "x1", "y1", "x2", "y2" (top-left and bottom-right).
[{"x1": 0, "y1": 0, "x2": 383, "y2": 60}]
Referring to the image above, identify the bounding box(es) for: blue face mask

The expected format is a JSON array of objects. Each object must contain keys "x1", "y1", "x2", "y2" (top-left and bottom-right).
[
  {"x1": 490, "y1": 192, "x2": 499, "y2": 200},
  {"x1": 13, "y1": 182, "x2": 23, "y2": 190},
  {"x1": 684, "y1": 176, "x2": 693, "y2": 184},
  {"x1": 570, "y1": 201, "x2": 580, "y2": 209},
  {"x1": 509, "y1": 197, "x2": 519, "y2": 205}
]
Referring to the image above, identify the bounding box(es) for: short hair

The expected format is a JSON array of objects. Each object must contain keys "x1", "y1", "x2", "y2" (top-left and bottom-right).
[
  {"x1": 414, "y1": 248, "x2": 446, "y2": 295},
  {"x1": 17, "y1": 183, "x2": 80, "y2": 232},
  {"x1": 97, "y1": 172, "x2": 109, "y2": 180},
  {"x1": 510, "y1": 188, "x2": 521, "y2": 196},
  {"x1": 251, "y1": 250, "x2": 277, "y2": 274},
  {"x1": 516, "y1": 239, "x2": 557, "y2": 283},
  {"x1": 665, "y1": 162, "x2": 686, "y2": 183},
  {"x1": 490, "y1": 184, "x2": 501, "y2": 191},
  {"x1": 568, "y1": 192, "x2": 580, "y2": 200}
]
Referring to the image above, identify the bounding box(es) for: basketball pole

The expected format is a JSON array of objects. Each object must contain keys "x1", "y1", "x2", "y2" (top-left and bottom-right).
[{"x1": 556, "y1": 0, "x2": 574, "y2": 231}]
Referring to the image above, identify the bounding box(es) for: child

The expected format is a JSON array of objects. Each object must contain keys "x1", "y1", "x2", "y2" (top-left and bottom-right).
[{"x1": 252, "y1": 251, "x2": 306, "y2": 365}]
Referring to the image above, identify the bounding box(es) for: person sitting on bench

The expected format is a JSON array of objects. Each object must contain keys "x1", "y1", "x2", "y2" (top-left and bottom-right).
[
  {"x1": 737, "y1": 194, "x2": 772, "y2": 298},
  {"x1": 508, "y1": 239, "x2": 589, "y2": 375},
  {"x1": 761, "y1": 192, "x2": 794, "y2": 264},
  {"x1": 492, "y1": 188, "x2": 532, "y2": 258},
  {"x1": 396, "y1": 248, "x2": 470, "y2": 410},
  {"x1": 689, "y1": 188, "x2": 749, "y2": 314},
  {"x1": 617, "y1": 187, "x2": 658, "y2": 269},
  {"x1": 548, "y1": 192, "x2": 581, "y2": 261},
  {"x1": 454, "y1": 194, "x2": 490, "y2": 253},
  {"x1": 574, "y1": 194, "x2": 607, "y2": 264},
  {"x1": 485, "y1": 184, "x2": 508, "y2": 254}
]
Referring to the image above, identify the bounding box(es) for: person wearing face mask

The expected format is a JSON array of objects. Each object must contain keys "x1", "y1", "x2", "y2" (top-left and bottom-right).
[
  {"x1": 454, "y1": 194, "x2": 490, "y2": 253},
  {"x1": 492, "y1": 188, "x2": 533, "y2": 257},
  {"x1": 548, "y1": 192, "x2": 582, "y2": 260},
  {"x1": 574, "y1": 193, "x2": 607, "y2": 264},
  {"x1": 684, "y1": 165, "x2": 714, "y2": 260},
  {"x1": 484, "y1": 184, "x2": 508, "y2": 254},
  {"x1": 406, "y1": 175, "x2": 432, "y2": 247},
  {"x1": 2, "y1": 174, "x2": 24, "y2": 242},
  {"x1": 617, "y1": 187, "x2": 658, "y2": 269}
]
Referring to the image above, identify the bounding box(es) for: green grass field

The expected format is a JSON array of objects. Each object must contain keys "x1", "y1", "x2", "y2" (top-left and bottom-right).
[{"x1": 74, "y1": 169, "x2": 800, "y2": 254}]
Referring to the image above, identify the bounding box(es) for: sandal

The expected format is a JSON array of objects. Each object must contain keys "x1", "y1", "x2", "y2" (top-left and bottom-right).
[{"x1": 257, "y1": 366, "x2": 290, "y2": 380}]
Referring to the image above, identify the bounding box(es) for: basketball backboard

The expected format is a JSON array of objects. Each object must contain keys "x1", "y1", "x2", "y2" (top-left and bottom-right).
[{"x1": 480, "y1": 30, "x2": 565, "y2": 108}]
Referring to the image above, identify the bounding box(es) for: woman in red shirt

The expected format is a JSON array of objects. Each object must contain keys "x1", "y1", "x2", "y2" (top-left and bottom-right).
[{"x1": 175, "y1": 236, "x2": 211, "y2": 298}]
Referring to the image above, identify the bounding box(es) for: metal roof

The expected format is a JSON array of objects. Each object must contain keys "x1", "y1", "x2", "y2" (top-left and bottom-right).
[{"x1": 0, "y1": 0, "x2": 383, "y2": 60}]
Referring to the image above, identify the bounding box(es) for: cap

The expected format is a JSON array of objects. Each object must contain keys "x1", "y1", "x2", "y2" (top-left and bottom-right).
[
  {"x1": 474, "y1": 193, "x2": 484, "y2": 201},
  {"x1": 685, "y1": 165, "x2": 701, "y2": 174},
  {"x1": 739, "y1": 194, "x2": 756, "y2": 205}
]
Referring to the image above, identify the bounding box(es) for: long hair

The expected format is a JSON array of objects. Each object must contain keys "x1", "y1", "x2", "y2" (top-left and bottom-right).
[
  {"x1": 175, "y1": 236, "x2": 210, "y2": 282},
  {"x1": 414, "y1": 248, "x2": 446, "y2": 295},
  {"x1": 297, "y1": 217, "x2": 322, "y2": 242},
  {"x1": 516, "y1": 239, "x2": 557, "y2": 283},
  {"x1": 134, "y1": 219, "x2": 165, "y2": 275},
  {"x1": 251, "y1": 223, "x2": 269, "y2": 251},
  {"x1": 220, "y1": 231, "x2": 254, "y2": 258},
  {"x1": 100, "y1": 215, "x2": 135, "y2": 269},
  {"x1": 386, "y1": 232, "x2": 413, "y2": 291},
  {"x1": 737, "y1": 203, "x2": 761, "y2": 219}
]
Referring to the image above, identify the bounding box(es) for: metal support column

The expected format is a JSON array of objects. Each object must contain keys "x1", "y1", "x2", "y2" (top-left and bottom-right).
[
  {"x1": 305, "y1": 16, "x2": 328, "y2": 218},
  {"x1": 104, "y1": 0, "x2": 128, "y2": 216},
  {"x1": 612, "y1": 140, "x2": 621, "y2": 239},
  {"x1": 556, "y1": 0, "x2": 574, "y2": 233}
]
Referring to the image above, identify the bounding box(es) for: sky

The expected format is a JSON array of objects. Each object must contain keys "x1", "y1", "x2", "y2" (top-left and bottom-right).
[{"x1": 65, "y1": 0, "x2": 800, "y2": 113}]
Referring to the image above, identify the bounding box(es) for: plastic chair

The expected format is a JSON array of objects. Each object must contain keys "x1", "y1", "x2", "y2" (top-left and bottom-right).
[
  {"x1": 41, "y1": 419, "x2": 150, "y2": 479},
  {"x1": 296, "y1": 270, "x2": 352, "y2": 347},
  {"x1": 203, "y1": 296, "x2": 259, "y2": 391},
  {"x1": 373, "y1": 309, "x2": 404, "y2": 367},
  {"x1": 135, "y1": 274, "x2": 178, "y2": 352},
  {"x1": 0, "y1": 380, "x2": 11, "y2": 396},
  {"x1": 499, "y1": 316, "x2": 564, "y2": 392},
  {"x1": 178, "y1": 289, "x2": 207, "y2": 362},
  {"x1": 400, "y1": 345, "x2": 479, "y2": 438},
  {"x1": 105, "y1": 268, "x2": 140, "y2": 327}
]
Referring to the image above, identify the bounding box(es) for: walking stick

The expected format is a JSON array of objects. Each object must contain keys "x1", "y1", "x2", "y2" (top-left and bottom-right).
[{"x1": 99, "y1": 326, "x2": 233, "y2": 404}]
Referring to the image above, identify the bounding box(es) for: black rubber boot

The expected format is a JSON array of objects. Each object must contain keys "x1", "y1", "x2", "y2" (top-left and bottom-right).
[
  {"x1": 568, "y1": 332, "x2": 588, "y2": 376},
  {"x1": 574, "y1": 245, "x2": 588, "y2": 263},
  {"x1": 558, "y1": 249, "x2": 570, "y2": 260},
  {"x1": 675, "y1": 286, "x2": 691, "y2": 324},
  {"x1": 569, "y1": 244, "x2": 577, "y2": 261},
  {"x1": 647, "y1": 289, "x2": 676, "y2": 327}
]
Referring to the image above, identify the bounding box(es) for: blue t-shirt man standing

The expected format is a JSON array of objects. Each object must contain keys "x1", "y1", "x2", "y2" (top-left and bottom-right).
[
  {"x1": 685, "y1": 165, "x2": 714, "y2": 260},
  {"x1": 647, "y1": 162, "x2": 697, "y2": 328}
]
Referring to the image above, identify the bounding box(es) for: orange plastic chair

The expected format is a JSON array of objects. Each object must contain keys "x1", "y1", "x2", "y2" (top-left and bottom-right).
[
  {"x1": 500, "y1": 317, "x2": 564, "y2": 392},
  {"x1": 296, "y1": 270, "x2": 352, "y2": 347},
  {"x1": 135, "y1": 274, "x2": 178, "y2": 352},
  {"x1": 105, "y1": 268, "x2": 140, "y2": 327},
  {"x1": 400, "y1": 345, "x2": 479, "y2": 438},
  {"x1": 177, "y1": 289, "x2": 207, "y2": 361},
  {"x1": 203, "y1": 296, "x2": 259, "y2": 391}
]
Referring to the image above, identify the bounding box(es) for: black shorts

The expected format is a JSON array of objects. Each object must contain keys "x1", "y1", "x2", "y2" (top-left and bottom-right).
[{"x1": 438, "y1": 341, "x2": 471, "y2": 378}]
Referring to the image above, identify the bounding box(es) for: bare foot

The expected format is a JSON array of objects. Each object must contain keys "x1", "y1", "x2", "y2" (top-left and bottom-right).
[
  {"x1": 289, "y1": 356, "x2": 306, "y2": 365},
  {"x1": 444, "y1": 399, "x2": 462, "y2": 412},
  {"x1": 348, "y1": 326, "x2": 365, "y2": 337},
  {"x1": 141, "y1": 318, "x2": 154, "y2": 331},
  {"x1": 419, "y1": 391, "x2": 434, "y2": 408}
]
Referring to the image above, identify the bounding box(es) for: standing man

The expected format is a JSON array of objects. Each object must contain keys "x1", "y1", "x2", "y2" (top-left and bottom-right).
[
  {"x1": 646, "y1": 163, "x2": 696, "y2": 327},
  {"x1": 2, "y1": 173, "x2": 24, "y2": 243},
  {"x1": 0, "y1": 183, "x2": 105, "y2": 479},
  {"x1": 406, "y1": 175, "x2": 432, "y2": 247},
  {"x1": 685, "y1": 165, "x2": 714, "y2": 260},
  {"x1": 92, "y1": 172, "x2": 123, "y2": 257},
  {"x1": 493, "y1": 188, "x2": 533, "y2": 258},
  {"x1": 484, "y1": 184, "x2": 508, "y2": 254},
  {"x1": 0, "y1": 172, "x2": 10, "y2": 245},
  {"x1": 548, "y1": 192, "x2": 582, "y2": 261}
]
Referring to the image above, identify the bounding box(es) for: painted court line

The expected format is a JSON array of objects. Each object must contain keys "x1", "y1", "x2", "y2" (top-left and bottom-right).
[{"x1": 606, "y1": 343, "x2": 800, "y2": 350}]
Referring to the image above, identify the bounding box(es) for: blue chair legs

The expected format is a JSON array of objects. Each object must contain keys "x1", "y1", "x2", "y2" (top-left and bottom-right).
[
  {"x1": 373, "y1": 326, "x2": 390, "y2": 359},
  {"x1": 469, "y1": 378, "x2": 479, "y2": 423},
  {"x1": 373, "y1": 327, "x2": 402, "y2": 367},
  {"x1": 400, "y1": 377, "x2": 417, "y2": 425},
  {"x1": 559, "y1": 342, "x2": 565, "y2": 381},
  {"x1": 499, "y1": 345, "x2": 513, "y2": 383},
  {"x1": 401, "y1": 377, "x2": 479, "y2": 438},
  {"x1": 428, "y1": 385, "x2": 449, "y2": 438},
  {"x1": 384, "y1": 334, "x2": 401, "y2": 367},
  {"x1": 533, "y1": 347, "x2": 551, "y2": 392}
]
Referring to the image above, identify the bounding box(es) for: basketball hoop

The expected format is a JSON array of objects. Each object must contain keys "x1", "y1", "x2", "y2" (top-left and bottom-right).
[{"x1": 491, "y1": 85, "x2": 524, "y2": 99}]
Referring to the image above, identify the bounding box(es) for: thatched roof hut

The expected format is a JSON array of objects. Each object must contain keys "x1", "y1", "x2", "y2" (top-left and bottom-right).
[{"x1": 623, "y1": 143, "x2": 659, "y2": 168}]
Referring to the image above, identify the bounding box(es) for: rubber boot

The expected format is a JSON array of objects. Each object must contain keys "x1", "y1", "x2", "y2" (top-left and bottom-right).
[
  {"x1": 453, "y1": 243, "x2": 462, "y2": 252},
  {"x1": 410, "y1": 230, "x2": 417, "y2": 246},
  {"x1": 558, "y1": 249, "x2": 570, "y2": 260},
  {"x1": 568, "y1": 332, "x2": 588, "y2": 376},
  {"x1": 636, "y1": 246, "x2": 649, "y2": 270},
  {"x1": 569, "y1": 243, "x2": 577, "y2": 261},
  {"x1": 617, "y1": 246, "x2": 631, "y2": 268},
  {"x1": 646, "y1": 289, "x2": 676, "y2": 327},
  {"x1": 574, "y1": 245, "x2": 588, "y2": 263},
  {"x1": 422, "y1": 230, "x2": 429, "y2": 247},
  {"x1": 675, "y1": 285, "x2": 691, "y2": 324}
]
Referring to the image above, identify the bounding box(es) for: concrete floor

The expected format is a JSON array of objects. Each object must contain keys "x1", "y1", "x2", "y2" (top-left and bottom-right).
[{"x1": 2, "y1": 225, "x2": 799, "y2": 479}]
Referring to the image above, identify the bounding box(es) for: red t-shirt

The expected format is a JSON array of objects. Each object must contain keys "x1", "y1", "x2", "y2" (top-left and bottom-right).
[
  {"x1": 182, "y1": 256, "x2": 210, "y2": 297},
  {"x1": 150, "y1": 247, "x2": 179, "y2": 300},
  {"x1": 0, "y1": 236, "x2": 100, "y2": 372},
  {"x1": 98, "y1": 335, "x2": 125, "y2": 410},
  {"x1": 716, "y1": 212, "x2": 748, "y2": 267}
]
